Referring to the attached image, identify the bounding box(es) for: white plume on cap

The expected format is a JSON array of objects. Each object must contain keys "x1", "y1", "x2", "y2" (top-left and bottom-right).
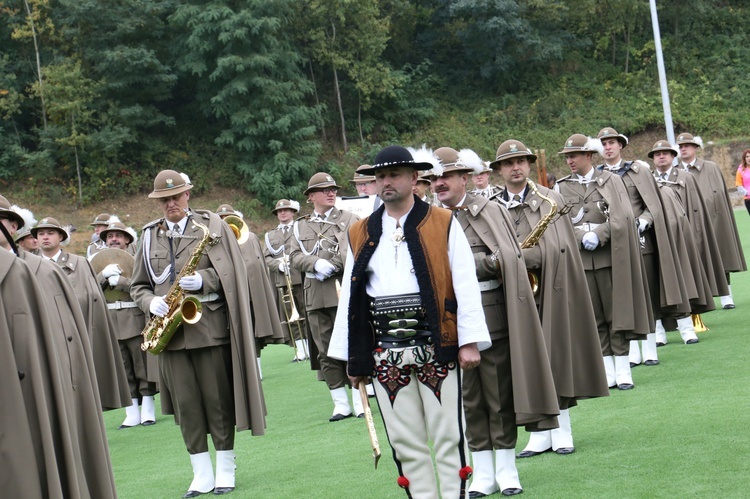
[
  {"x1": 60, "y1": 225, "x2": 72, "y2": 247},
  {"x1": 179, "y1": 172, "x2": 192, "y2": 186},
  {"x1": 10, "y1": 205, "x2": 36, "y2": 230},
  {"x1": 409, "y1": 144, "x2": 442, "y2": 177},
  {"x1": 106, "y1": 215, "x2": 122, "y2": 225},
  {"x1": 586, "y1": 137, "x2": 604, "y2": 156},
  {"x1": 234, "y1": 210, "x2": 244, "y2": 219},
  {"x1": 457, "y1": 149, "x2": 486, "y2": 175},
  {"x1": 289, "y1": 200, "x2": 301, "y2": 211},
  {"x1": 693, "y1": 136, "x2": 704, "y2": 148}
]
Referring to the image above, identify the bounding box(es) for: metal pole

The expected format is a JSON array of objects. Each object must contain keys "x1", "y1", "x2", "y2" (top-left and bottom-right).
[{"x1": 650, "y1": 0, "x2": 675, "y2": 144}]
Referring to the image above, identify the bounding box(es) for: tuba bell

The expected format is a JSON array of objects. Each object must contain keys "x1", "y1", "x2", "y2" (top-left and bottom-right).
[{"x1": 223, "y1": 215, "x2": 250, "y2": 245}]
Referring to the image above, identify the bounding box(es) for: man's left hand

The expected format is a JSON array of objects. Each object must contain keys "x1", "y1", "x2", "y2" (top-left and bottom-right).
[
  {"x1": 179, "y1": 272, "x2": 203, "y2": 291},
  {"x1": 458, "y1": 343, "x2": 481, "y2": 370}
]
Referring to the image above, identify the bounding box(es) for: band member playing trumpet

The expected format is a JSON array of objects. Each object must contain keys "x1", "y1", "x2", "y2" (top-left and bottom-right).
[
  {"x1": 490, "y1": 140, "x2": 608, "y2": 461},
  {"x1": 263, "y1": 199, "x2": 309, "y2": 361},
  {"x1": 94, "y1": 219, "x2": 158, "y2": 429},
  {"x1": 428, "y1": 146, "x2": 559, "y2": 497},
  {"x1": 289, "y1": 173, "x2": 360, "y2": 421},
  {"x1": 131, "y1": 170, "x2": 265, "y2": 497}
]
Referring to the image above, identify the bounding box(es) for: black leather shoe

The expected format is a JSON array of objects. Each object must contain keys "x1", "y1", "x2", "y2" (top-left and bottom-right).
[
  {"x1": 356, "y1": 413, "x2": 365, "y2": 418},
  {"x1": 686, "y1": 338, "x2": 699, "y2": 344},
  {"x1": 118, "y1": 424, "x2": 138, "y2": 430},
  {"x1": 609, "y1": 384, "x2": 617, "y2": 389},
  {"x1": 329, "y1": 413, "x2": 353, "y2": 422},
  {"x1": 617, "y1": 383, "x2": 635, "y2": 390},
  {"x1": 141, "y1": 420, "x2": 156, "y2": 426},
  {"x1": 517, "y1": 448, "x2": 551, "y2": 458},
  {"x1": 183, "y1": 490, "x2": 212, "y2": 498},
  {"x1": 630, "y1": 362, "x2": 639, "y2": 368},
  {"x1": 468, "y1": 491, "x2": 488, "y2": 498},
  {"x1": 656, "y1": 342, "x2": 666, "y2": 347},
  {"x1": 723, "y1": 304, "x2": 735, "y2": 309},
  {"x1": 502, "y1": 488, "x2": 523, "y2": 496},
  {"x1": 644, "y1": 359, "x2": 659, "y2": 366},
  {"x1": 213, "y1": 487, "x2": 234, "y2": 495},
  {"x1": 554, "y1": 447, "x2": 575, "y2": 455}
]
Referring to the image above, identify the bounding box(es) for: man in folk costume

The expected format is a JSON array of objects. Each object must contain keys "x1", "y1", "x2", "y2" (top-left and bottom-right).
[
  {"x1": 96, "y1": 219, "x2": 159, "y2": 428},
  {"x1": 87, "y1": 212, "x2": 111, "y2": 259},
  {"x1": 650, "y1": 141, "x2": 727, "y2": 344},
  {"x1": 595, "y1": 127, "x2": 691, "y2": 367},
  {"x1": 263, "y1": 199, "x2": 310, "y2": 362},
  {"x1": 470, "y1": 162, "x2": 502, "y2": 199},
  {"x1": 678, "y1": 132, "x2": 746, "y2": 309},
  {"x1": 289, "y1": 173, "x2": 362, "y2": 421},
  {"x1": 130, "y1": 170, "x2": 266, "y2": 497},
  {"x1": 555, "y1": 134, "x2": 653, "y2": 390},
  {"x1": 488, "y1": 140, "x2": 609, "y2": 461},
  {"x1": 216, "y1": 203, "x2": 284, "y2": 378},
  {"x1": 1, "y1": 196, "x2": 118, "y2": 497},
  {"x1": 427, "y1": 145, "x2": 559, "y2": 497},
  {"x1": 33, "y1": 216, "x2": 131, "y2": 410},
  {"x1": 329, "y1": 145, "x2": 491, "y2": 498}
]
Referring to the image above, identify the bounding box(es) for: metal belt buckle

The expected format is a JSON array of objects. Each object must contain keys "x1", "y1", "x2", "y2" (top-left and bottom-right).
[
  {"x1": 387, "y1": 328, "x2": 417, "y2": 339},
  {"x1": 388, "y1": 318, "x2": 419, "y2": 328}
]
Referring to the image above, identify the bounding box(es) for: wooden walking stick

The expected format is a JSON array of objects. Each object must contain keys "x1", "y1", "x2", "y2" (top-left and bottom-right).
[{"x1": 358, "y1": 381, "x2": 381, "y2": 469}]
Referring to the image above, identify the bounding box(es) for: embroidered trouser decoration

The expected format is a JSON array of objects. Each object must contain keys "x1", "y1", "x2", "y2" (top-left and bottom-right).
[{"x1": 374, "y1": 346, "x2": 452, "y2": 408}]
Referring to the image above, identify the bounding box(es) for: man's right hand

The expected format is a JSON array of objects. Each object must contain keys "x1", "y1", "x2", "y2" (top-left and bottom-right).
[
  {"x1": 314, "y1": 259, "x2": 336, "y2": 277},
  {"x1": 149, "y1": 296, "x2": 169, "y2": 317},
  {"x1": 101, "y1": 263, "x2": 122, "y2": 278}
]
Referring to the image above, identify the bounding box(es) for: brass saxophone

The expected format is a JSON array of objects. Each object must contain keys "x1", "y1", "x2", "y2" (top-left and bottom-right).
[
  {"x1": 141, "y1": 221, "x2": 219, "y2": 354},
  {"x1": 520, "y1": 179, "x2": 567, "y2": 294}
]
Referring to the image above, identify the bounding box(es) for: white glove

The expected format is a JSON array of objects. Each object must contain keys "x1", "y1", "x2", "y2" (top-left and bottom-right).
[
  {"x1": 101, "y1": 263, "x2": 122, "y2": 278},
  {"x1": 738, "y1": 186, "x2": 748, "y2": 197},
  {"x1": 149, "y1": 296, "x2": 169, "y2": 317},
  {"x1": 278, "y1": 261, "x2": 288, "y2": 274},
  {"x1": 637, "y1": 218, "x2": 650, "y2": 233},
  {"x1": 314, "y1": 259, "x2": 337, "y2": 277},
  {"x1": 108, "y1": 275, "x2": 120, "y2": 287},
  {"x1": 313, "y1": 272, "x2": 327, "y2": 282},
  {"x1": 582, "y1": 232, "x2": 599, "y2": 251},
  {"x1": 179, "y1": 272, "x2": 203, "y2": 291}
]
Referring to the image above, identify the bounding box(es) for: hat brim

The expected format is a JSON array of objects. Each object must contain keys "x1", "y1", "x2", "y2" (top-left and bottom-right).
[
  {"x1": 647, "y1": 148, "x2": 678, "y2": 159},
  {"x1": 356, "y1": 161, "x2": 433, "y2": 176},
  {"x1": 489, "y1": 152, "x2": 537, "y2": 169},
  {"x1": 31, "y1": 226, "x2": 68, "y2": 242},
  {"x1": 0, "y1": 210, "x2": 26, "y2": 230},
  {"x1": 99, "y1": 228, "x2": 134, "y2": 244},
  {"x1": 148, "y1": 183, "x2": 192, "y2": 199},
  {"x1": 303, "y1": 183, "x2": 342, "y2": 196},
  {"x1": 676, "y1": 141, "x2": 701, "y2": 148},
  {"x1": 270, "y1": 206, "x2": 299, "y2": 214}
]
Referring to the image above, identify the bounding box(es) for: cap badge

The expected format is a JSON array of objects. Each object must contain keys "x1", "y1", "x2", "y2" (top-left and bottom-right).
[
  {"x1": 678, "y1": 135, "x2": 684, "y2": 141},
  {"x1": 509, "y1": 143, "x2": 518, "y2": 152},
  {"x1": 567, "y1": 140, "x2": 573, "y2": 146},
  {"x1": 166, "y1": 178, "x2": 174, "y2": 188},
  {"x1": 325, "y1": 175, "x2": 333, "y2": 182}
]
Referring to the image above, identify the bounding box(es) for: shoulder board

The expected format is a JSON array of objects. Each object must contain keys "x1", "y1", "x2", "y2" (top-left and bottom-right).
[
  {"x1": 295, "y1": 214, "x2": 311, "y2": 222},
  {"x1": 191, "y1": 209, "x2": 211, "y2": 219},
  {"x1": 142, "y1": 218, "x2": 164, "y2": 230}
]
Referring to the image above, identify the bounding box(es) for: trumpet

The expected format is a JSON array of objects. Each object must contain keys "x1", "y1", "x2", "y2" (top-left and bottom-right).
[{"x1": 280, "y1": 252, "x2": 308, "y2": 360}]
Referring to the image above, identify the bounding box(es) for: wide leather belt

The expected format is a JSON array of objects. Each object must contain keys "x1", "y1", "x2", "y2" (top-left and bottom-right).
[
  {"x1": 575, "y1": 222, "x2": 601, "y2": 231},
  {"x1": 370, "y1": 293, "x2": 432, "y2": 349},
  {"x1": 478, "y1": 279, "x2": 501, "y2": 292},
  {"x1": 107, "y1": 301, "x2": 138, "y2": 310}
]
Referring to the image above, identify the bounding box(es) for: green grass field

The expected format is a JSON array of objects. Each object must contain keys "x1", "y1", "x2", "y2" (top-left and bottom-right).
[{"x1": 106, "y1": 210, "x2": 750, "y2": 498}]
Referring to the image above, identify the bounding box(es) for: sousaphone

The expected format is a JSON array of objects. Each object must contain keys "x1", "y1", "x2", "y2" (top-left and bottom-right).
[{"x1": 90, "y1": 248, "x2": 135, "y2": 302}]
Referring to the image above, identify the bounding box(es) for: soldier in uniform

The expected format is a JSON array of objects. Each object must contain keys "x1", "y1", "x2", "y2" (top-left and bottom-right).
[
  {"x1": 353, "y1": 165, "x2": 378, "y2": 196},
  {"x1": 650, "y1": 140, "x2": 727, "y2": 344},
  {"x1": 413, "y1": 173, "x2": 433, "y2": 204},
  {"x1": 96, "y1": 220, "x2": 158, "y2": 428},
  {"x1": 489, "y1": 140, "x2": 609, "y2": 460},
  {"x1": 33, "y1": 216, "x2": 131, "y2": 410},
  {"x1": 289, "y1": 172, "x2": 361, "y2": 421},
  {"x1": 555, "y1": 134, "x2": 652, "y2": 390},
  {"x1": 12, "y1": 207, "x2": 39, "y2": 253},
  {"x1": 330, "y1": 145, "x2": 491, "y2": 498},
  {"x1": 596, "y1": 127, "x2": 691, "y2": 367},
  {"x1": 430, "y1": 146, "x2": 559, "y2": 497},
  {"x1": 2, "y1": 196, "x2": 119, "y2": 498},
  {"x1": 470, "y1": 163, "x2": 502, "y2": 199},
  {"x1": 130, "y1": 170, "x2": 265, "y2": 497},
  {"x1": 263, "y1": 199, "x2": 309, "y2": 361},
  {"x1": 87, "y1": 212, "x2": 111, "y2": 259},
  {"x1": 215, "y1": 203, "x2": 284, "y2": 379},
  {"x1": 677, "y1": 132, "x2": 746, "y2": 309}
]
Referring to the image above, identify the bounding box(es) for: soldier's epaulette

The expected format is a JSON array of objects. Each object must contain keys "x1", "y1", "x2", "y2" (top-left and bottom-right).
[
  {"x1": 557, "y1": 174, "x2": 574, "y2": 182},
  {"x1": 295, "y1": 214, "x2": 311, "y2": 222},
  {"x1": 142, "y1": 218, "x2": 165, "y2": 230},
  {"x1": 191, "y1": 209, "x2": 211, "y2": 219}
]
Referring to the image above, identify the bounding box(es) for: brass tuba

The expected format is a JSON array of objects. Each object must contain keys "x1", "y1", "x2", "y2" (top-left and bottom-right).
[
  {"x1": 141, "y1": 221, "x2": 219, "y2": 354},
  {"x1": 223, "y1": 215, "x2": 250, "y2": 245}
]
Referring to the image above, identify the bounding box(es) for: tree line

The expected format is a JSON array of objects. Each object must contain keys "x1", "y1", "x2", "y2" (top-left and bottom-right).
[{"x1": 2, "y1": 0, "x2": 749, "y2": 206}]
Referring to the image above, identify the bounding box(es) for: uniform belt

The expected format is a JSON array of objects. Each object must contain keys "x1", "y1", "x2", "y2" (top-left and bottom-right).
[
  {"x1": 575, "y1": 222, "x2": 601, "y2": 231},
  {"x1": 107, "y1": 301, "x2": 138, "y2": 310},
  {"x1": 478, "y1": 279, "x2": 501, "y2": 292},
  {"x1": 374, "y1": 331, "x2": 433, "y2": 349}
]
